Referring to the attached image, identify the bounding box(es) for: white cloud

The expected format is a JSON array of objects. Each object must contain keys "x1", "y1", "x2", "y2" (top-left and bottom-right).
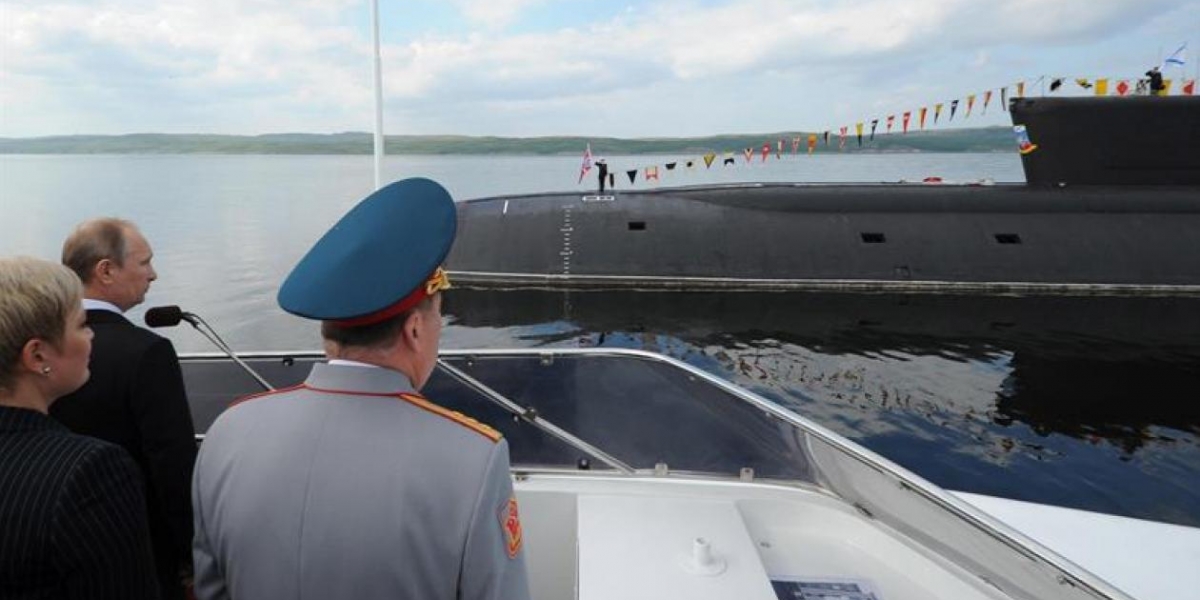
[
  {"x1": 0, "y1": 0, "x2": 1193, "y2": 136},
  {"x1": 2, "y1": 0, "x2": 375, "y2": 131},
  {"x1": 447, "y1": 0, "x2": 548, "y2": 29},
  {"x1": 380, "y1": 0, "x2": 1182, "y2": 103}
]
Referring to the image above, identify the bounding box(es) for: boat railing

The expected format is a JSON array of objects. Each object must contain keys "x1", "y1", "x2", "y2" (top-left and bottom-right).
[{"x1": 181, "y1": 347, "x2": 1131, "y2": 599}]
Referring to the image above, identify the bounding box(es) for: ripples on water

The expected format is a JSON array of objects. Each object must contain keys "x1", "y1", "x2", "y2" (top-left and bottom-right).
[
  {"x1": 443, "y1": 290, "x2": 1200, "y2": 527},
  {"x1": 3, "y1": 153, "x2": 1197, "y2": 526}
]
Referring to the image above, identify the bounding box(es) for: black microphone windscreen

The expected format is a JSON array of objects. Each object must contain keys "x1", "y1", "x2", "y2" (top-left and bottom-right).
[{"x1": 144, "y1": 305, "x2": 185, "y2": 328}]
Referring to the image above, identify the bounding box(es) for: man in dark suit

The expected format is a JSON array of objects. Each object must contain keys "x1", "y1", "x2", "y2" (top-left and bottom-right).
[
  {"x1": 52, "y1": 218, "x2": 197, "y2": 600},
  {"x1": 596, "y1": 158, "x2": 609, "y2": 193}
]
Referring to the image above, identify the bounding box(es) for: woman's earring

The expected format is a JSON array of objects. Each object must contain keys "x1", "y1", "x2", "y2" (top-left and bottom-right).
[{"x1": 41, "y1": 366, "x2": 51, "y2": 375}]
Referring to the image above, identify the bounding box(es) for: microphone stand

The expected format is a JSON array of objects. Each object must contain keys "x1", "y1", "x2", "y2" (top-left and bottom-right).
[{"x1": 182, "y1": 312, "x2": 274, "y2": 392}]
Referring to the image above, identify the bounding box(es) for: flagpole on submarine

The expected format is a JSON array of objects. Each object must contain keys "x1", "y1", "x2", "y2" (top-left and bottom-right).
[{"x1": 371, "y1": 0, "x2": 385, "y2": 191}]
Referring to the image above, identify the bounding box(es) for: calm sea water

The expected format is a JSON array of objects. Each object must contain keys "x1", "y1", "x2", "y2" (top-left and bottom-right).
[{"x1": 3, "y1": 153, "x2": 1198, "y2": 526}]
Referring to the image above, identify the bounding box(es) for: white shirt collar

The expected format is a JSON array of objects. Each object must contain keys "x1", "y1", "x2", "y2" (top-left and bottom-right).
[
  {"x1": 326, "y1": 359, "x2": 382, "y2": 370},
  {"x1": 82, "y1": 298, "x2": 123, "y2": 314}
]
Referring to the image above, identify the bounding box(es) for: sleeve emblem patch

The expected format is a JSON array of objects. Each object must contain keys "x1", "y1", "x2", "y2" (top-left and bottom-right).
[{"x1": 498, "y1": 496, "x2": 523, "y2": 559}]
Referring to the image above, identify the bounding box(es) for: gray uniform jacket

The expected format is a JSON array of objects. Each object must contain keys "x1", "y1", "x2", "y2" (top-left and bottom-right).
[{"x1": 191, "y1": 362, "x2": 531, "y2": 600}]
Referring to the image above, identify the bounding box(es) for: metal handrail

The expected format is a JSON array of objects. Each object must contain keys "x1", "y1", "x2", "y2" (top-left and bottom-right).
[{"x1": 435, "y1": 359, "x2": 635, "y2": 474}]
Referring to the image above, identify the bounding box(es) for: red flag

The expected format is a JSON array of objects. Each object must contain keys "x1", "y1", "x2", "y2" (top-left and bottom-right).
[
  {"x1": 886, "y1": 115, "x2": 894, "y2": 133},
  {"x1": 902, "y1": 112, "x2": 911, "y2": 134},
  {"x1": 1183, "y1": 79, "x2": 1197, "y2": 95},
  {"x1": 1116, "y1": 80, "x2": 1130, "y2": 96},
  {"x1": 761, "y1": 143, "x2": 770, "y2": 162},
  {"x1": 577, "y1": 143, "x2": 593, "y2": 184}
]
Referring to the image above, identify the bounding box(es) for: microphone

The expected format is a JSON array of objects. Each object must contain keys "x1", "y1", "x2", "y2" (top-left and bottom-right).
[
  {"x1": 144, "y1": 306, "x2": 273, "y2": 392},
  {"x1": 144, "y1": 305, "x2": 192, "y2": 328}
]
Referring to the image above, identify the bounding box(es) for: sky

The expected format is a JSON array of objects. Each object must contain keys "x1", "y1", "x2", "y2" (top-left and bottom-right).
[{"x1": 1, "y1": 0, "x2": 1197, "y2": 138}]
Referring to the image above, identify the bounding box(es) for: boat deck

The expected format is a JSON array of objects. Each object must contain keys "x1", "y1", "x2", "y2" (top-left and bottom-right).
[{"x1": 517, "y1": 474, "x2": 1010, "y2": 600}]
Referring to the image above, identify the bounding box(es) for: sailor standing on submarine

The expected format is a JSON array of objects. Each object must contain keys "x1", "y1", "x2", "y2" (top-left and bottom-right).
[{"x1": 190, "y1": 178, "x2": 531, "y2": 600}]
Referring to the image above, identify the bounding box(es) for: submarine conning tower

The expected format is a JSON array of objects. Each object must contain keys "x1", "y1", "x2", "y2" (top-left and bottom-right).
[{"x1": 1011, "y1": 96, "x2": 1200, "y2": 186}]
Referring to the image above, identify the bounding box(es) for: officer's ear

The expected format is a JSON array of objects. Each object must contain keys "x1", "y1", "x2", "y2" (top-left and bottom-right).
[{"x1": 401, "y1": 309, "x2": 423, "y2": 346}]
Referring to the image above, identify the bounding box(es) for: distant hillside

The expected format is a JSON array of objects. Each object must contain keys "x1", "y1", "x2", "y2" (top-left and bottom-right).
[{"x1": 0, "y1": 128, "x2": 1014, "y2": 155}]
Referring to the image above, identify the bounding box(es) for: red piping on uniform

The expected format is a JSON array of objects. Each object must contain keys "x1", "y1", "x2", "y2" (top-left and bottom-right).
[
  {"x1": 228, "y1": 383, "x2": 307, "y2": 408},
  {"x1": 301, "y1": 384, "x2": 419, "y2": 399},
  {"x1": 230, "y1": 384, "x2": 421, "y2": 408}
]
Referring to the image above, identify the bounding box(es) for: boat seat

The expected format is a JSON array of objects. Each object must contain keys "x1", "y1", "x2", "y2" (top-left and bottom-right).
[{"x1": 576, "y1": 494, "x2": 777, "y2": 600}]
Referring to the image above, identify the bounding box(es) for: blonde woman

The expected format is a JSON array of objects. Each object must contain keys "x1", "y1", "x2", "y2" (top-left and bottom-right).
[{"x1": 0, "y1": 256, "x2": 159, "y2": 599}]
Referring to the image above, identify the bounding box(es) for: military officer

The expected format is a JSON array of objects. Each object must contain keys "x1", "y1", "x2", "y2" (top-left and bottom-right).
[{"x1": 191, "y1": 178, "x2": 531, "y2": 600}]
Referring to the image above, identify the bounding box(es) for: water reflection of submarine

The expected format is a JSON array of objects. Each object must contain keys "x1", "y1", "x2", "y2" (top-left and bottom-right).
[
  {"x1": 443, "y1": 288, "x2": 1200, "y2": 443},
  {"x1": 444, "y1": 289, "x2": 1200, "y2": 356}
]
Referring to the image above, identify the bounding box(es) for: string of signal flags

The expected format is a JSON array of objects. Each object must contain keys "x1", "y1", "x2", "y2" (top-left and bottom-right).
[{"x1": 576, "y1": 69, "x2": 1197, "y2": 187}]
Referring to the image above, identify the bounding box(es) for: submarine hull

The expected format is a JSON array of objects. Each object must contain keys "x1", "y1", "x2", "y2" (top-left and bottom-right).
[
  {"x1": 446, "y1": 184, "x2": 1200, "y2": 294},
  {"x1": 447, "y1": 97, "x2": 1200, "y2": 294}
]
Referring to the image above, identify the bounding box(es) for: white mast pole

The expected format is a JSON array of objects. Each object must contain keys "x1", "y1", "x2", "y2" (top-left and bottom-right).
[{"x1": 371, "y1": 0, "x2": 384, "y2": 190}]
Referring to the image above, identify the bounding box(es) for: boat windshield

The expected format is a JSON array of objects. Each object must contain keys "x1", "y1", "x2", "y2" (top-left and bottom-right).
[
  {"x1": 184, "y1": 349, "x2": 815, "y2": 483},
  {"x1": 431, "y1": 350, "x2": 814, "y2": 481}
]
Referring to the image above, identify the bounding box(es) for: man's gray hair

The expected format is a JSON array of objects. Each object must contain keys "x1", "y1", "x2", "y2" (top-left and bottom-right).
[{"x1": 62, "y1": 218, "x2": 136, "y2": 284}]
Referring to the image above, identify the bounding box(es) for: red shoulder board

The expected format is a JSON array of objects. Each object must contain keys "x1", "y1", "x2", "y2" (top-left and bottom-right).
[{"x1": 397, "y1": 393, "x2": 501, "y2": 442}]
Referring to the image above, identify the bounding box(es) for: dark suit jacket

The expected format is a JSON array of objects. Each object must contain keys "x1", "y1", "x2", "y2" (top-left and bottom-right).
[
  {"x1": 0, "y1": 406, "x2": 160, "y2": 599},
  {"x1": 50, "y1": 309, "x2": 197, "y2": 600}
]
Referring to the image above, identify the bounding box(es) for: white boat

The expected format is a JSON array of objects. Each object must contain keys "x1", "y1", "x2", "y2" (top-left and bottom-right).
[{"x1": 181, "y1": 348, "x2": 1200, "y2": 600}]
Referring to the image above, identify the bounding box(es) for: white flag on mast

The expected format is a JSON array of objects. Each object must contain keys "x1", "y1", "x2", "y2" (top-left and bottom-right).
[{"x1": 1163, "y1": 43, "x2": 1187, "y2": 68}]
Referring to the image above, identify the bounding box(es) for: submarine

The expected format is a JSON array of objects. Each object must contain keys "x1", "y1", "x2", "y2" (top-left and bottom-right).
[{"x1": 445, "y1": 96, "x2": 1200, "y2": 295}]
